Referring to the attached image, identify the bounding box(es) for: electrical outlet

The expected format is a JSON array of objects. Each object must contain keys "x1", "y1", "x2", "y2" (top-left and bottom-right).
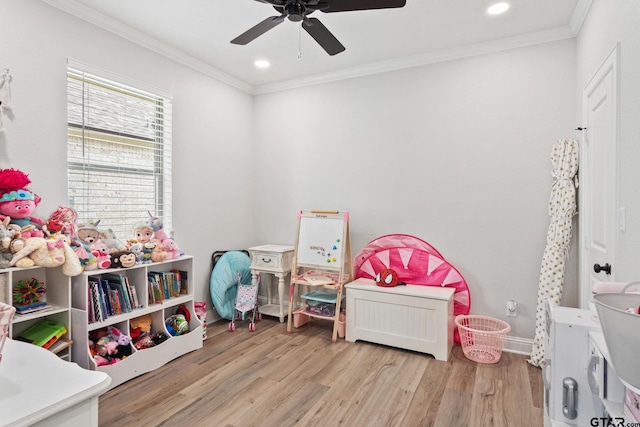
[{"x1": 507, "y1": 300, "x2": 517, "y2": 317}]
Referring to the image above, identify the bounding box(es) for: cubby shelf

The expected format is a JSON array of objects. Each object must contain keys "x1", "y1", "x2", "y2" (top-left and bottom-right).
[
  {"x1": 70, "y1": 255, "x2": 202, "y2": 390},
  {"x1": 0, "y1": 265, "x2": 73, "y2": 361}
]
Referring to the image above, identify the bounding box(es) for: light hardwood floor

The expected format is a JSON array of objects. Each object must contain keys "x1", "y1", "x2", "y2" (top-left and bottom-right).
[{"x1": 99, "y1": 317, "x2": 543, "y2": 426}]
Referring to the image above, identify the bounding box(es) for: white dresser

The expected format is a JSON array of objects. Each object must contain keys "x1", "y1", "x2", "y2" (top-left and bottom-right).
[
  {"x1": 248, "y1": 245, "x2": 295, "y2": 322},
  {"x1": 345, "y1": 278, "x2": 454, "y2": 361}
]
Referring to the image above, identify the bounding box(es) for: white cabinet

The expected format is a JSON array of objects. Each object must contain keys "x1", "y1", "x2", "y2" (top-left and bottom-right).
[
  {"x1": 70, "y1": 256, "x2": 202, "y2": 390},
  {"x1": 0, "y1": 265, "x2": 72, "y2": 360},
  {"x1": 248, "y1": 245, "x2": 294, "y2": 322},
  {"x1": 588, "y1": 329, "x2": 627, "y2": 421},
  {"x1": 345, "y1": 278, "x2": 454, "y2": 361},
  {"x1": 543, "y1": 303, "x2": 603, "y2": 426}
]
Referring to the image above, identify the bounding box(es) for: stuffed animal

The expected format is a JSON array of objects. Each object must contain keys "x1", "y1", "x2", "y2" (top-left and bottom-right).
[
  {"x1": 151, "y1": 240, "x2": 166, "y2": 263},
  {"x1": 101, "y1": 228, "x2": 126, "y2": 253},
  {"x1": 73, "y1": 243, "x2": 97, "y2": 271},
  {"x1": 132, "y1": 222, "x2": 154, "y2": 245},
  {"x1": 0, "y1": 168, "x2": 45, "y2": 236},
  {"x1": 162, "y1": 238, "x2": 180, "y2": 260},
  {"x1": 89, "y1": 326, "x2": 132, "y2": 366},
  {"x1": 9, "y1": 236, "x2": 82, "y2": 276},
  {"x1": 0, "y1": 217, "x2": 13, "y2": 268},
  {"x1": 43, "y1": 206, "x2": 78, "y2": 239},
  {"x1": 128, "y1": 242, "x2": 143, "y2": 264},
  {"x1": 141, "y1": 242, "x2": 154, "y2": 264},
  {"x1": 76, "y1": 221, "x2": 102, "y2": 245},
  {"x1": 91, "y1": 240, "x2": 111, "y2": 269},
  {"x1": 147, "y1": 212, "x2": 170, "y2": 241},
  {"x1": 0, "y1": 219, "x2": 31, "y2": 254},
  {"x1": 110, "y1": 251, "x2": 137, "y2": 268},
  {"x1": 75, "y1": 222, "x2": 108, "y2": 270},
  {"x1": 130, "y1": 314, "x2": 153, "y2": 346}
]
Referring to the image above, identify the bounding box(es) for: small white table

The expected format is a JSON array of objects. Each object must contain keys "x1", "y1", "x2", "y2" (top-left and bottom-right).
[
  {"x1": 248, "y1": 245, "x2": 295, "y2": 322},
  {"x1": 345, "y1": 278, "x2": 455, "y2": 361},
  {"x1": 0, "y1": 338, "x2": 111, "y2": 427}
]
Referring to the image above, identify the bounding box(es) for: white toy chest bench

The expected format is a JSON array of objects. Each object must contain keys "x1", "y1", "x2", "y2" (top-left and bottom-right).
[{"x1": 345, "y1": 278, "x2": 455, "y2": 361}]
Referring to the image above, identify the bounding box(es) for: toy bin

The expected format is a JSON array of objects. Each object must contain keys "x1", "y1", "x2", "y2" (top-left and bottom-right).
[
  {"x1": 455, "y1": 315, "x2": 510, "y2": 364},
  {"x1": 593, "y1": 282, "x2": 640, "y2": 391},
  {"x1": 301, "y1": 291, "x2": 344, "y2": 317}
]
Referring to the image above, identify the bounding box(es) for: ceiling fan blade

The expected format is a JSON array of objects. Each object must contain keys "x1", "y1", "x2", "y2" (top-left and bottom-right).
[
  {"x1": 321, "y1": 0, "x2": 406, "y2": 13},
  {"x1": 302, "y1": 17, "x2": 345, "y2": 56},
  {"x1": 231, "y1": 15, "x2": 285, "y2": 45}
]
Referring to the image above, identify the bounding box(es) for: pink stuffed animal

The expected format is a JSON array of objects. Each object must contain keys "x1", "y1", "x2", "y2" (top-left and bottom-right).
[
  {"x1": 0, "y1": 168, "x2": 45, "y2": 237},
  {"x1": 147, "y1": 212, "x2": 169, "y2": 241},
  {"x1": 162, "y1": 238, "x2": 179, "y2": 260},
  {"x1": 91, "y1": 240, "x2": 111, "y2": 269}
]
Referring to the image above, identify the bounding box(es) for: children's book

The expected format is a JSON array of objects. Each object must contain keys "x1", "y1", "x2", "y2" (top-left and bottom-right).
[
  {"x1": 16, "y1": 320, "x2": 67, "y2": 347},
  {"x1": 171, "y1": 269, "x2": 189, "y2": 295},
  {"x1": 15, "y1": 303, "x2": 53, "y2": 315}
]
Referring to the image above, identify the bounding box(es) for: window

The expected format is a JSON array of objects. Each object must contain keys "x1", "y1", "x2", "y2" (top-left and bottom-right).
[{"x1": 66, "y1": 63, "x2": 172, "y2": 241}]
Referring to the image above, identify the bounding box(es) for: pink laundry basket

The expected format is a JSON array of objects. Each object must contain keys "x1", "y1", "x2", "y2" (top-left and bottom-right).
[
  {"x1": 0, "y1": 302, "x2": 16, "y2": 363},
  {"x1": 455, "y1": 315, "x2": 510, "y2": 364}
]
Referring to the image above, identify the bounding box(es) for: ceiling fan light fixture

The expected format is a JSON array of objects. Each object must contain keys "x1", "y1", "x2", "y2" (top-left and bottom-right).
[{"x1": 487, "y1": 2, "x2": 510, "y2": 15}]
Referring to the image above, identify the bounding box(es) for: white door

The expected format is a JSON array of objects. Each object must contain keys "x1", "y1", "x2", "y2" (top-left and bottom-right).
[{"x1": 580, "y1": 45, "x2": 619, "y2": 308}]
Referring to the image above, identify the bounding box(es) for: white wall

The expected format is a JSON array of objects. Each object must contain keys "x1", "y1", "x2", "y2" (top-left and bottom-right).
[
  {"x1": 576, "y1": 0, "x2": 640, "y2": 283},
  {"x1": 1, "y1": 0, "x2": 582, "y2": 343},
  {"x1": 0, "y1": 0, "x2": 255, "y2": 305},
  {"x1": 253, "y1": 39, "x2": 577, "y2": 340}
]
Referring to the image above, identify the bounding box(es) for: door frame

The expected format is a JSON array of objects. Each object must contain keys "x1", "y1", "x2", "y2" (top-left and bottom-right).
[{"x1": 579, "y1": 43, "x2": 620, "y2": 308}]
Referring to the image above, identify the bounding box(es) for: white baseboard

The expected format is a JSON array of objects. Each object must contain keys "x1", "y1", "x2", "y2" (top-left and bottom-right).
[
  {"x1": 502, "y1": 335, "x2": 533, "y2": 356},
  {"x1": 205, "y1": 300, "x2": 535, "y2": 359}
]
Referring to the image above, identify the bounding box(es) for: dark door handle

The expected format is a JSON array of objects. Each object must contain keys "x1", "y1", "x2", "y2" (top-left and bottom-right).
[{"x1": 594, "y1": 263, "x2": 612, "y2": 275}]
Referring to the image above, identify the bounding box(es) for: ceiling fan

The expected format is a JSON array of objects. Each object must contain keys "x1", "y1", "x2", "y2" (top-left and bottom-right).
[{"x1": 231, "y1": 0, "x2": 407, "y2": 56}]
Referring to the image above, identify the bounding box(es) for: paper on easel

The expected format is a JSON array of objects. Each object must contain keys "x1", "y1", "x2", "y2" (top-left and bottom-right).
[{"x1": 305, "y1": 275, "x2": 335, "y2": 286}]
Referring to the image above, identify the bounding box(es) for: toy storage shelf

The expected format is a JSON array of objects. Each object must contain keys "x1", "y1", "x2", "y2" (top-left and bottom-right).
[
  {"x1": 0, "y1": 265, "x2": 73, "y2": 361},
  {"x1": 70, "y1": 256, "x2": 202, "y2": 390}
]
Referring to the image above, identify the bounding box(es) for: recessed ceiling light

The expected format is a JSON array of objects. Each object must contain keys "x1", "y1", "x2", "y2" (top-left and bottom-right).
[
  {"x1": 254, "y1": 60, "x2": 270, "y2": 69},
  {"x1": 487, "y1": 2, "x2": 510, "y2": 15}
]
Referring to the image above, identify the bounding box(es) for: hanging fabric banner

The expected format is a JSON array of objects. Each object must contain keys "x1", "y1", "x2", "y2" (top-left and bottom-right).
[
  {"x1": 0, "y1": 69, "x2": 13, "y2": 131},
  {"x1": 529, "y1": 139, "x2": 579, "y2": 367}
]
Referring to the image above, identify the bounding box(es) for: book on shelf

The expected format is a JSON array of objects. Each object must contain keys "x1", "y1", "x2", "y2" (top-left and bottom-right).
[
  {"x1": 148, "y1": 272, "x2": 164, "y2": 304},
  {"x1": 15, "y1": 302, "x2": 53, "y2": 315},
  {"x1": 125, "y1": 276, "x2": 141, "y2": 309},
  {"x1": 15, "y1": 300, "x2": 47, "y2": 312},
  {"x1": 108, "y1": 288, "x2": 122, "y2": 315},
  {"x1": 102, "y1": 273, "x2": 133, "y2": 313},
  {"x1": 99, "y1": 277, "x2": 113, "y2": 317},
  {"x1": 16, "y1": 320, "x2": 67, "y2": 347},
  {"x1": 0, "y1": 273, "x2": 8, "y2": 305},
  {"x1": 171, "y1": 269, "x2": 189, "y2": 295},
  {"x1": 149, "y1": 271, "x2": 182, "y2": 299},
  {"x1": 90, "y1": 278, "x2": 104, "y2": 322},
  {"x1": 48, "y1": 337, "x2": 72, "y2": 355}
]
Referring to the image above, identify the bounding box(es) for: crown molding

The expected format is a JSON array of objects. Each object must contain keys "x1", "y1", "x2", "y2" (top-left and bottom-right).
[
  {"x1": 42, "y1": 0, "x2": 253, "y2": 94},
  {"x1": 254, "y1": 25, "x2": 577, "y2": 94},
  {"x1": 570, "y1": 0, "x2": 594, "y2": 35},
  {"x1": 43, "y1": 0, "x2": 588, "y2": 96}
]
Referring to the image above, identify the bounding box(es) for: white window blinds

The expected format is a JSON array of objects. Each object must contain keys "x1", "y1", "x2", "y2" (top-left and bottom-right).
[{"x1": 67, "y1": 66, "x2": 172, "y2": 241}]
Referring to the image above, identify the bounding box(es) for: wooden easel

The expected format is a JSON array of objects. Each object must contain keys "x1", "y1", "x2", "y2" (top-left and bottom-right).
[{"x1": 286, "y1": 210, "x2": 352, "y2": 342}]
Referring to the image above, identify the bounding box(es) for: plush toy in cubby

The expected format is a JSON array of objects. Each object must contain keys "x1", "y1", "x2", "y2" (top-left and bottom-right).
[
  {"x1": 129, "y1": 313, "x2": 169, "y2": 350},
  {"x1": 88, "y1": 325, "x2": 133, "y2": 366}
]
